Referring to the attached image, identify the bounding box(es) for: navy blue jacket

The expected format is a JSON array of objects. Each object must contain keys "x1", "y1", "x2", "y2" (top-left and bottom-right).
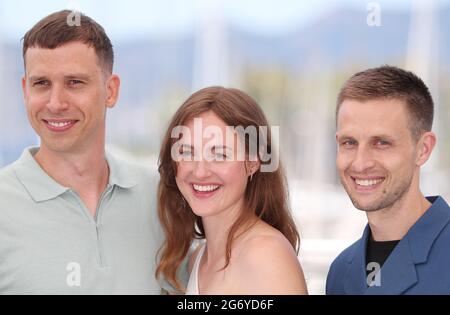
[{"x1": 326, "y1": 196, "x2": 450, "y2": 294}]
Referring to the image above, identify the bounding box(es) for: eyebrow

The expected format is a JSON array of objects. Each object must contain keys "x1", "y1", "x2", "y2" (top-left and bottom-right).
[
  {"x1": 337, "y1": 134, "x2": 396, "y2": 141},
  {"x1": 336, "y1": 134, "x2": 355, "y2": 141},
  {"x1": 65, "y1": 74, "x2": 91, "y2": 81},
  {"x1": 371, "y1": 135, "x2": 396, "y2": 142},
  {"x1": 28, "y1": 76, "x2": 47, "y2": 82},
  {"x1": 28, "y1": 74, "x2": 92, "y2": 82}
]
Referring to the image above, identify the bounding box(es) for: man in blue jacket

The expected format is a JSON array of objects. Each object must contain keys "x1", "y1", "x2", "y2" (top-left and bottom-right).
[{"x1": 327, "y1": 65, "x2": 450, "y2": 294}]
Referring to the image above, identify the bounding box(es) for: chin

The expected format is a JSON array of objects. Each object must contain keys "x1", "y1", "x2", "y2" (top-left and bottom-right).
[
  {"x1": 43, "y1": 143, "x2": 73, "y2": 152},
  {"x1": 350, "y1": 197, "x2": 384, "y2": 212},
  {"x1": 192, "y1": 204, "x2": 221, "y2": 217},
  {"x1": 191, "y1": 209, "x2": 211, "y2": 218}
]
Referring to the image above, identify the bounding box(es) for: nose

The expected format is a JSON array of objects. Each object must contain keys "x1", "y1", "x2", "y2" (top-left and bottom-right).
[
  {"x1": 47, "y1": 85, "x2": 69, "y2": 113},
  {"x1": 192, "y1": 159, "x2": 212, "y2": 179},
  {"x1": 351, "y1": 146, "x2": 376, "y2": 173}
]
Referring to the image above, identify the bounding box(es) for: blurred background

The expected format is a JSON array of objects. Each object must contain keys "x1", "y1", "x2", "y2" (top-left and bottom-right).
[{"x1": 0, "y1": 0, "x2": 449, "y2": 294}]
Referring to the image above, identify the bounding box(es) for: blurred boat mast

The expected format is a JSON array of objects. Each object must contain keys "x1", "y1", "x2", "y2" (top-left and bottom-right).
[
  {"x1": 0, "y1": 21, "x2": 5, "y2": 166},
  {"x1": 406, "y1": 0, "x2": 442, "y2": 194},
  {"x1": 192, "y1": 0, "x2": 229, "y2": 90}
]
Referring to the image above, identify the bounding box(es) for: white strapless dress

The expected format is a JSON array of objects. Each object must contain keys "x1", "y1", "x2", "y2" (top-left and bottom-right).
[{"x1": 185, "y1": 244, "x2": 206, "y2": 295}]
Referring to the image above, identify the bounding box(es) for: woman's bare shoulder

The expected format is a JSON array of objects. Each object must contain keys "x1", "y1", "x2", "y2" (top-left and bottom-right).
[
  {"x1": 234, "y1": 223, "x2": 308, "y2": 294},
  {"x1": 240, "y1": 226, "x2": 296, "y2": 265}
]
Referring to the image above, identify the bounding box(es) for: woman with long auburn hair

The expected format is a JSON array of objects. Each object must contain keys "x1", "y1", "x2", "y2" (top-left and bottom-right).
[{"x1": 156, "y1": 86, "x2": 307, "y2": 294}]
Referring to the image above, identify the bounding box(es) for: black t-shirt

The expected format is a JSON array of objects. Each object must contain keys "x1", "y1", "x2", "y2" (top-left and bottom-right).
[{"x1": 365, "y1": 234, "x2": 400, "y2": 277}]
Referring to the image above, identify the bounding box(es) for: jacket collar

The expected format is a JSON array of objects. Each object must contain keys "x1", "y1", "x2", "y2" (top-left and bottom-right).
[{"x1": 344, "y1": 196, "x2": 450, "y2": 294}]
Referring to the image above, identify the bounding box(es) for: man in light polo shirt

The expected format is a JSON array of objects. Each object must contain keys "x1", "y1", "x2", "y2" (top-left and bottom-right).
[{"x1": 0, "y1": 10, "x2": 184, "y2": 294}]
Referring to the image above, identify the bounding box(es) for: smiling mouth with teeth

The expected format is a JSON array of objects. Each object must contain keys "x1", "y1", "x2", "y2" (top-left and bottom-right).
[
  {"x1": 192, "y1": 184, "x2": 221, "y2": 193},
  {"x1": 47, "y1": 121, "x2": 73, "y2": 127},
  {"x1": 43, "y1": 119, "x2": 78, "y2": 129},
  {"x1": 353, "y1": 178, "x2": 385, "y2": 187}
]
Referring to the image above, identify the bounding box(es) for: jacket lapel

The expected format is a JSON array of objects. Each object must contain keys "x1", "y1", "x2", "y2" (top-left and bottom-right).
[
  {"x1": 351, "y1": 196, "x2": 450, "y2": 295},
  {"x1": 344, "y1": 226, "x2": 370, "y2": 294},
  {"x1": 366, "y1": 196, "x2": 450, "y2": 294},
  {"x1": 365, "y1": 239, "x2": 418, "y2": 294}
]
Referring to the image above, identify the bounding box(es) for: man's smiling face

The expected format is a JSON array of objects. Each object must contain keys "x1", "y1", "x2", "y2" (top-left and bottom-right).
[
  {"x1": 22, "y1": 41, "x2": 115, "y2": 154},
  {"x1": 336, "y1": 98, "x2": 418, "y2": 212}
]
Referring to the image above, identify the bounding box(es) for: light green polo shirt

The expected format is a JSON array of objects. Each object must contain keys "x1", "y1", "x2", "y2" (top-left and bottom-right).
[{"x1": 0, "y1": 147, "x2": 175, "y2": 294}]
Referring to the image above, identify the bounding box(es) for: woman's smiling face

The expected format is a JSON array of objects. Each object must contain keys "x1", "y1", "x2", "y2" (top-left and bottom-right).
[{"x1": 175, "y1": 110, "x2": 255, "y2": 220}]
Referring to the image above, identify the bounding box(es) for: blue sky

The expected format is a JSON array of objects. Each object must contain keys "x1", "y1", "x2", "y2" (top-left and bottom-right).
[{"x1": 0, "y1": 0, "x2": 446, "y2": 42}]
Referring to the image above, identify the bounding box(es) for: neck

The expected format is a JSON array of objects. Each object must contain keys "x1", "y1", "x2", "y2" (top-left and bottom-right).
[
  {"x1": 34, "y1": 143, "x2": 109, "y2": 214},
  {"x1": 367, "y1": 180, "x2": 431, "y2": 241},
  {"x1": 201, "y1": 199, "x2": 249, "y2": 265}
]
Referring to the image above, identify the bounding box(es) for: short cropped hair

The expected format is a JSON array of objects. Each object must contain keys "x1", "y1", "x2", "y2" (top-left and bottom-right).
[
  {"x1": 23, "y1": 10, "x2": 114, "y2": 74},
  {"x1": 336, "y1": 65, "x2": 434, "y2": 140}
]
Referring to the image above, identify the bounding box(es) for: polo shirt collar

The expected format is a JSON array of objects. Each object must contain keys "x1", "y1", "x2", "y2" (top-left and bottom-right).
[
  {"x1": 105, "y1": 152, "x2": 137, "y2": 189},
  {"x1": 13, "y1": 147, "x2": 137, "y2": 203},
  {"x1": 13, "y1": 147, "x2": 69, "y2": 202}
]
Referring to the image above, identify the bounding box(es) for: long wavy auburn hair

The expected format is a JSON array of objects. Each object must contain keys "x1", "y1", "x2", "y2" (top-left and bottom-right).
[{"x1": 155, "y1": 86, "x2": 300, "y2": 292}]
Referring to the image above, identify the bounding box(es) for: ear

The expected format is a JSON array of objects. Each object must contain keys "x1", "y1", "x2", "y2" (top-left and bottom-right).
[
  {"x1": 246, "y1": 160, "x2": 261, "y2": 176},
  {"x1": 105, "y1": 74, "x2": 120, "y2": 108},
  {"x1": 415, "y1": 131, "x2": 436, "y2": 167},
  {"x1": 22, "y1": 76, "x2": 27, "y2": 101}
]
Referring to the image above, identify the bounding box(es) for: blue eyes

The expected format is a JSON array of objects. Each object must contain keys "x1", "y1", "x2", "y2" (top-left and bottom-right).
[
  {"x1": 376, "y1": 140, "x2": 390, "y2": 146},
  {"x1": 180, "y1": 150, "x2": 193, "y2": 157},
  {"x1": 32, "y1": 80, "x2": 84, "y2": 87},
  {"x1": 179, "y1": 150, "x2": 228, "y2": 160},
  {"x1": 340, "y1": 140, "x2": 391, "y2": 148},
  {"x1": 68, "y1": 80, "x2": 83, "y2": 85},
  {"x1": 342, "y1": 140, "x2": 357, "y2": 146},
  {"x1": 33, "y1": 80, "x2": 49, "y2": 87}
]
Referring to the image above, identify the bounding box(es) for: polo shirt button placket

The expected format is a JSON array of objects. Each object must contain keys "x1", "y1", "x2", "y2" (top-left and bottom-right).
[{"x1": 94, "y1": 185, "x2": 113, "y2": 268}]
